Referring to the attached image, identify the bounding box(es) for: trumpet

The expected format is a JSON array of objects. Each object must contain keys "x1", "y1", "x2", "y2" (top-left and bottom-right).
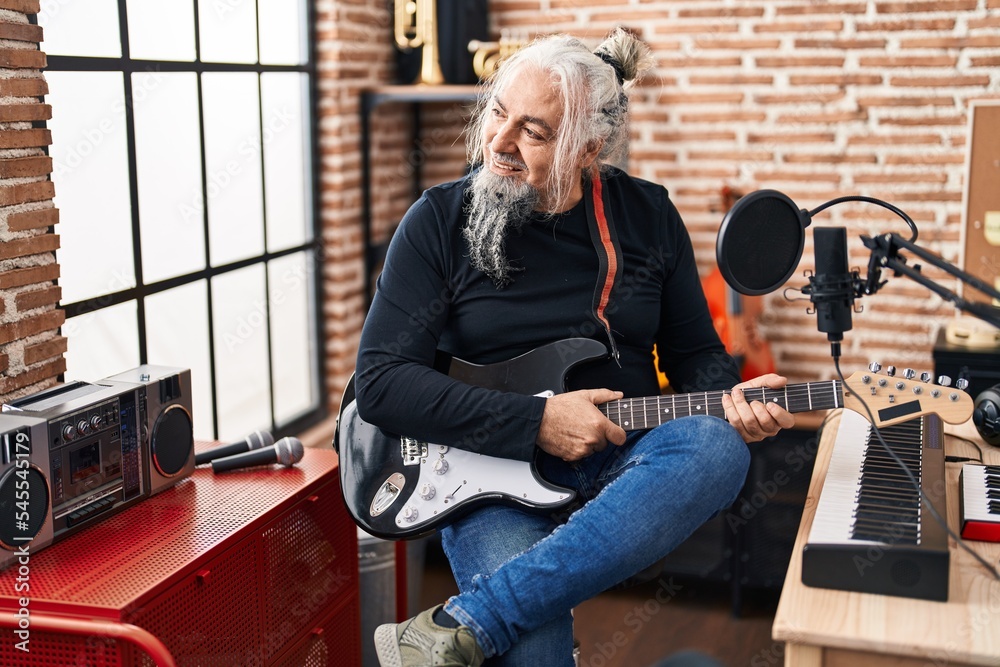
[
  {"x1": 468, "y1": 31, "x2": 528, "y2": 80},
  {"x1": 394, "y1": 0, "x2": 445, "y2": 85}
]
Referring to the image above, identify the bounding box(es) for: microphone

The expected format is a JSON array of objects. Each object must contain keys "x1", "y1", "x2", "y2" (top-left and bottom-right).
[
  {"x1": 802, "y1": 226, "x2": 858, "y2": 347},
  {"x1": 211, "y1": 436, "x2": 305, "y2": 473},
  {"x1": 195, "y1": 430, "x2": 274, "y2": 466}
]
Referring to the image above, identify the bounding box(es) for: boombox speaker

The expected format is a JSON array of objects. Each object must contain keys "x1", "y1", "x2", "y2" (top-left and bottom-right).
[
  {"x1": 102, "y1": 365, "x2": 195, "y2": 496},
  {"x1": 0, "y1": 414, "x2": 53, "y2": 571}
]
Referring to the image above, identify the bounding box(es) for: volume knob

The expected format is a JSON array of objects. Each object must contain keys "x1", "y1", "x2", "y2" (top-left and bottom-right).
[
  {"x1": 419, "y1": 484, "x2": 436, "y2": 500},
  {"x1": 433, "y1": 458, "x2": 449, "y2": 475}
]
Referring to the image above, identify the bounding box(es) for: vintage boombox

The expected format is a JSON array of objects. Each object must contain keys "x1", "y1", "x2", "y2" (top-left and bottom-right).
[{"x1": 0, "y1": 365, "x2": 193, "y2": 570}]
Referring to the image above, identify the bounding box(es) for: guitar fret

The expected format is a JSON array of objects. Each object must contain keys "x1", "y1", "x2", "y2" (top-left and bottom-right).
[{"x1": 602, "y1": 378, "x2": 858, "y2": 433}]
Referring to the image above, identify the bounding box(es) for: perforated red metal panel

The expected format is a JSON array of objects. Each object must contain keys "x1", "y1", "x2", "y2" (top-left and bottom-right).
[
  {"x1": 271, "y1": 593, "x2": 362, "y2": 667},
  {"x1": 260, "y1": 477, "x2": 359, "y2": 662},
  {"x1": 126, "y1": 537, "x2": 262, "y2": 666},
  {"x1": 0, "y1": 447, "x2": 359, "y2": 666}
]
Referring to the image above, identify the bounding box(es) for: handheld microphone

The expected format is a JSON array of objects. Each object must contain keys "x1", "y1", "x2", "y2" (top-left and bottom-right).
[
  {"x1": 195, "y1": 430, "x2": 274, "y2": 466},
  {"x1": 804, "y1": 226, "x2": 858, "y2": 346},
  {"x1": 210, "y1": 436, "x2": 305, "y2": 473}
]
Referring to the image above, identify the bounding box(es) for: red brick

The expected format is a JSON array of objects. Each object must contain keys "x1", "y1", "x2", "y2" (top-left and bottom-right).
[
  {"x1": 6, "y1": 207, "x2": 58, "y2": 231},
  {"x1": 754, "y1": 91, "x2": 846, "y2": 105},
  {"x1": 0, "y1": 156, "x2": 51, "y2": 179},
  {"x1": 23, "y1": 336, "x2": 68, "y2": 366},
  {"x1": 884, "y1": 154, "x2": 965, "y2": 165},
  {"x1": 878, "y1": 116, "x2": 966, "y2": 127},
  {"x1": 0, "y1": 103, "x2": 50, "y2": 122},
  {"x1": 657, "y1": 57, "x2": 744, "y2": 68},
  {"x1": 891, "y1": 75, "x2": 991, "y2": 88},
  {"x1": 0, "y1": 352, "x2": 7, "y2": 374},
  {"x1": 796, "y1": 38, "x2": 888, "y2": 49},
  {"x1": 0, "y1": 233, "x2": 59, "y2": 260},
  {"x1": 970, "y1": 56, "x2": 1000, "y2": 67},
  {"x1": 783, "y1": 153, "x2": 878, "y2": 164},
  {"x1": 14, "y1": 285, "x2": 60, "y2": 311},
  {"x1": 775, "y1": 3, "x2": 867, "y2": 14},
  {"x1": 900, "y1": 35, "x2": 1000, "y2": 49},
  {"x1": 678, "y1": 111, "x2": 767, "y2": 123},
  {"x1": 691, "y1": 38, "x2": 781, "y2": 50},
  {"x1": 776, "y1": 110, "x2": 868, "y2": 124},
  {"x1": 858, "y1": 55, "x2": 958, "y2": 68},
  {"x1": 857, "y1": 96, "x2": 955, "y2": 108},
  {"x1": 0, "y1": 49, "x2": 45, "y2": 69},
  {"x1": 0, "y1": 76, "x2": 47, "y2": 97},
  {"x1": 846, "y1": 134, "x2": 941, "y2": 145},
  {"x1": 660, "y1": 92, "x2": 745, "y2": 104},
  {"x1": 876, "y1": 0, "x2": 976, "y2": 11},
  {"x1": 754, "y1": 170, "x2": 842, "y2": 184},
  {"x1": 856, "y1": 18, "x2": 956, "y2": 31},
  {"x1": 0, "y1": 310, "x2": 64, "y2": 345},
  {"x1": 0, "y1": 0, "x2": 40, "y2": 12},
  {"x1": 853, "y1": 171, "x2": 948, "y2": 184},
  {"x1": 0, "y1": 263, "x2": 59, "y2": 289},
  {"x1": 748, "y1": 132, "x2": 837, "y2": 144},
  {"x1": 689, "y1": 74, "x2": 773, "y2": 85},
  {"x1": 0, "y1": 22, "x2": 43, "y2": 43},
  {"x1": 790, "y1": 74, "x2": 883, "y2": 85},
  {"x1": 0, "y1": 358, "x2": 67, "y2": 395},
  {"x1": 754, "y1": 20, "x2": 844, "y2": 32},
  {"x1": 654, "y1": 131, "x2": 738, "y2": 142},
  {"x1": 756, "y1": 56, "x2": 846, "y2": 68},
  {"x1": 0, "y1": 181, "x2": 54, "y2": 207},
  {"x1": 0, "y1": 129, "x2": 51, "y2": 149},
  {"x1": 673, "y1": 6, "x2": 764, "y2": 16}
]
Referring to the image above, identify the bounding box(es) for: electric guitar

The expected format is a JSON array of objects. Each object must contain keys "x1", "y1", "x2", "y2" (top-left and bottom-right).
[{"x1": 334, "y1": 337, "x2": 973, "y2": 540}]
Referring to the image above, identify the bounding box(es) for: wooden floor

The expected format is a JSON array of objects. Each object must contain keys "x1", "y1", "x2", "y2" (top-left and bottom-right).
[{"x1": 418, "y1": 545, "x2": 782, "y2": 667}]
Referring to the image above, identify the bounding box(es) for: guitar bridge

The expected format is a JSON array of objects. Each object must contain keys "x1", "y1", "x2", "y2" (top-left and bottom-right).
[{"x1": 401, "y1": 436, "x2": 427, "y2": 466}]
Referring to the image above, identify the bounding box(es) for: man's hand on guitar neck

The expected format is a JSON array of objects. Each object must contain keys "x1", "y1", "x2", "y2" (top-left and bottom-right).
[
  {"x1": 722, "y1": 373, "x2": 795, "y2": 443},
  {"x1": 537, "y1": 388, "x2": 627, "y2": 462}
]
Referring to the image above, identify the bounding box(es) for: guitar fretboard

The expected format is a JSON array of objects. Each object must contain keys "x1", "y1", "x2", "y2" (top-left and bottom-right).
[{"x1": 599, "y1": 380, "x2": 843, "y2": 431}]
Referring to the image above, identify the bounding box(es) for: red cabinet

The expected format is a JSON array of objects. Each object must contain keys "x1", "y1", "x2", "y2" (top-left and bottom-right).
[{"x1": 0, "y1": 447, "x2": 360, "y2": 666}]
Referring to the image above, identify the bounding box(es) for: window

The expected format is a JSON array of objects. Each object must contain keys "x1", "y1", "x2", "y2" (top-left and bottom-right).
[{"x1": 40, "y1": 0, "x2": 323, "y2": 442}]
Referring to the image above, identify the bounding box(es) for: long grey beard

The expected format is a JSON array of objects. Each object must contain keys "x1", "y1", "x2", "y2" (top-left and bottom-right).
[{"x1": 463, "y1": 167, "x2": 540, "y2": 287}]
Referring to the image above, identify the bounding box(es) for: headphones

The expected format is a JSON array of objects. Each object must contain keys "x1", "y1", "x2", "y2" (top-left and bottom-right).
[{"x1": 973, "y1": 384, "x2": 1000, "y2": 447}]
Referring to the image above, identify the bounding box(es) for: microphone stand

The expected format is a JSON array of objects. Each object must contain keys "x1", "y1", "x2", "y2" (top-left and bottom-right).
[{"x1": 861, "y1": 232, "x2": 1000, "y2": 329}]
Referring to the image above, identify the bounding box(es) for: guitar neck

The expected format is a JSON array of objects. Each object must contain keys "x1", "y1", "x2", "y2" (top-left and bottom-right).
[{"x1": 599, "y1": 380, "x2": 843, "y2": 431}]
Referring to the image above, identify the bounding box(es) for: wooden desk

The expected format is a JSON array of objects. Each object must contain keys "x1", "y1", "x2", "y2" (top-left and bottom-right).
[{"x1": 773, "y1": 412, "x2": 1000, "y2": 666}]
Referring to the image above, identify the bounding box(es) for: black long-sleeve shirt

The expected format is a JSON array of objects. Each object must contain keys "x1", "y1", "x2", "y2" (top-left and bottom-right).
[{"x1": 355, "y1": 168, "x2": 740, "y2": 461}]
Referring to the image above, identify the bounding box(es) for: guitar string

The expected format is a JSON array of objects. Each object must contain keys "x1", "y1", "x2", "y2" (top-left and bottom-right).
[{"x1": 600, "y1": 383, "x2": 844, "y2": 425}]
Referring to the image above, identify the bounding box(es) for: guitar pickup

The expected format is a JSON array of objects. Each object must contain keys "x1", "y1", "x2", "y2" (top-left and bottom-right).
[{"x1": 401, "y1": 436, "x2": 428, "y2": 466}]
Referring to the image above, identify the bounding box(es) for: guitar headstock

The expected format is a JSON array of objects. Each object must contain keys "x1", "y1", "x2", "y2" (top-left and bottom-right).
[{"x1": 843, "y1": 366, "x2": 974, "y2": 427}]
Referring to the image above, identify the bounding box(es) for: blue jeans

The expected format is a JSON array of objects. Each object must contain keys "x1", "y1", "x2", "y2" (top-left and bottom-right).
[{"x1": 441, "y1": 415, "x2": 750, "y2": 666}]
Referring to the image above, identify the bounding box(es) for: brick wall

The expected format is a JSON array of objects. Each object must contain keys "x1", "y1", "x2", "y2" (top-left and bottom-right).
[
  {"x1": 318, "y1": 0, "x2": 1000, "y2": 413},
  {"x1": 0, "y1": 0, "x2": 65, "y2": 403}
]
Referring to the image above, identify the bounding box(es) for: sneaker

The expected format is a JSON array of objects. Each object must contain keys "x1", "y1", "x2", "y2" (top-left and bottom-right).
[{"x1": 374, "y1": 604, "x2": 485, "y2": 667}]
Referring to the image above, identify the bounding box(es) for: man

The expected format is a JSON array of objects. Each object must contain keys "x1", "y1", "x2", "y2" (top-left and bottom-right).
[{"x1": 356, "y1": 28, "x2": 794, "y2": 667}]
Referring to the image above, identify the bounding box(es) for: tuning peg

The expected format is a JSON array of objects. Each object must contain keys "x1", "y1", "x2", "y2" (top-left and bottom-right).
[
  {"x1": 868, "y1": 361, "x2": 882, "y2": 373},
  {"x1": 937, "y1": 375, "x2": 952, "y2": 387},
  {"x1": 885, "y1": 366, "x2": 897, "y2": 377},
  {"x1": 903, "y1": 368, "x2": 915, "y2": 380},
  {"x1": 956, "y1": 378, "x2": 970, "y2": 391},
  {"x1": 920, "y1": 371, "x2": 932, "y2": 383}
]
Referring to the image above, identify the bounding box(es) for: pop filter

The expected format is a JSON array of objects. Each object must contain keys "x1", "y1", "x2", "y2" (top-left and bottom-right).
[{"x1": 716, "y1": 189, "x2": 811, "y2": 296}]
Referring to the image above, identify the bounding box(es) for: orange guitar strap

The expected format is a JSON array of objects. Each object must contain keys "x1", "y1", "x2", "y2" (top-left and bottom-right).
[{"x1": 584, "y1": 169, "x2": 622, "y2": 364}]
